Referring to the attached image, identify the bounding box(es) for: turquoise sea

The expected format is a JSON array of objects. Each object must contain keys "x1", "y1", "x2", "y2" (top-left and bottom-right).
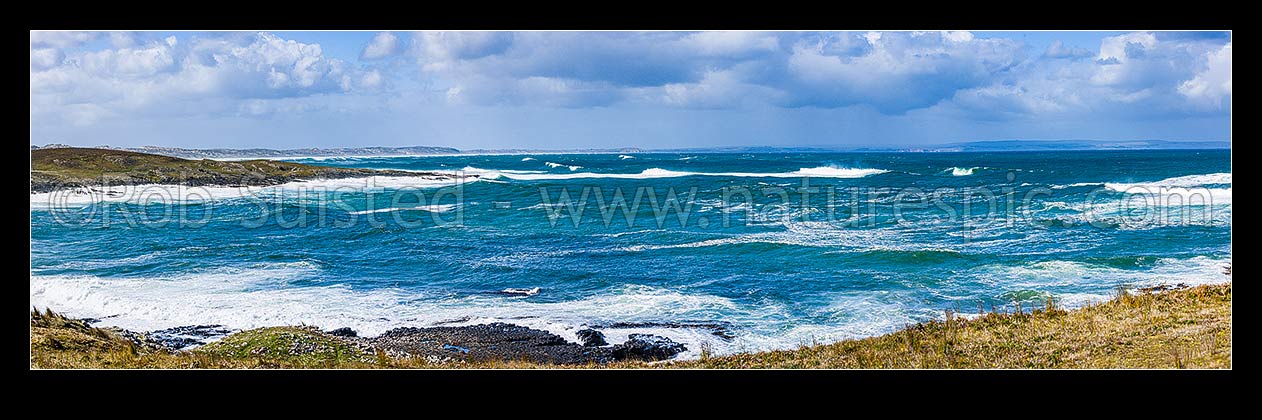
[{"x1": 29, "y1": 150, "x2": 1232, "y2": 358}]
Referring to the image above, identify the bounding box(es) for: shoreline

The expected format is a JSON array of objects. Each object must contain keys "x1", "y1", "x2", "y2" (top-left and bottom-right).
[
  {"x1": 30, "y1": 147, "x2": 470, "y2": 194},
  {"x1": 30, "y1": 281, "x2": 1232, "y2": 368}
]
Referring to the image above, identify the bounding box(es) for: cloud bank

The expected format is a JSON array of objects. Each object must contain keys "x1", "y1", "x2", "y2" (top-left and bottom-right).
[{"x1": 30, "y1": 30, "x2": 1231, "y2": 147}]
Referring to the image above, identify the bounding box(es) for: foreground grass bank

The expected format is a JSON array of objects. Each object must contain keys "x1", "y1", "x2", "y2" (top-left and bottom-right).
[{"x1": 30, "y1": 283, "x2": 1231, "y2": 369}]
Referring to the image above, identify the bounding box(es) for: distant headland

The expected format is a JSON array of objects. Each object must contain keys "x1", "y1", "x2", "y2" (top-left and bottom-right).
[
  {"x1": 29, "y1": 147, "x2": 465, "y2": 194},
  {"x1": 30, "y1": 139, "x2": 1228, "y2": 160}
]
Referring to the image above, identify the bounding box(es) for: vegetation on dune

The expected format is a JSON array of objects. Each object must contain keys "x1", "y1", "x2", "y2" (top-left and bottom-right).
[
  {"x1": 30, "y1": 147, "x2": 425, "y2": 193},
  {"x1": 30, "y1": 283, "x2": 1230, "y2": 369},
  {"x1": 674, "y1": 283, "x2": 1232, "y2": 369},
  {"x1": 196, "y1": 326, "x2": 381, "y2": 366},
  {"x1": 29, "y1": 310, "x2": 594, "y2": 369}
]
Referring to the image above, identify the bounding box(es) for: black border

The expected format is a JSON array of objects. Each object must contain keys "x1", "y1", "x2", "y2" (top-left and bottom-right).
[
  {"x1": 17, "y1": 5, "x2": 1234, "y2": 401},
  {"x1": 20, "y1": 4, "x2": 1236, "y2": 30},
  {"x1": 26, "y1": 369, "x2": 1237, "y2": 399}
]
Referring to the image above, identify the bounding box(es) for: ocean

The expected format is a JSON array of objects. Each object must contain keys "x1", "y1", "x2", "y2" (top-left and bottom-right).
[{"x1": 29, "y1": 150, "x2": 1232, "y2": 359}]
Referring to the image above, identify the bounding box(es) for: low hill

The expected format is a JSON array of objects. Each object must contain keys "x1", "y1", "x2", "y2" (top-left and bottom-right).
[{"x1": 30, "y1": 147, "x2": 451, "y2": 193}]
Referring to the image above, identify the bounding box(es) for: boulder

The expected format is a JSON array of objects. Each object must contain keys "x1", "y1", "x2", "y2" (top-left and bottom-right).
[
  {"x1": 576, "y1": 328, "x2": 607, "y2": 347},
  {"x1": 326, "y1": 327, "x2": 358, "y2": 337},
  {"x1": 610, "y1": 334, "x2": 687, "y2": 361}
]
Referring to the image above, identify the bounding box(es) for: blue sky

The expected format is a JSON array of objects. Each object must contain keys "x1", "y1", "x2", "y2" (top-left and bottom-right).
[{"x1": 30, "y1": 31, "x2": 1231, "y2": 150}]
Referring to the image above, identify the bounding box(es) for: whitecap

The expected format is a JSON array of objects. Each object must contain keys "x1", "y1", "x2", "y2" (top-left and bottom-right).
[
  {"x1": 501, "y1": 287, "x2": 541, "y2": 296},
  {"x1": 30, "y1": 175, "x2": 472, "y2": 209},
  {"x1": 544, "y1": 162, "x2": 583, "y2": 171},
  {"x1": 347, "y1": 204, "x2": 456, "y2": 215},
  {"x1": 469, "y1": 166, "x2": 888, "y2": 181}
]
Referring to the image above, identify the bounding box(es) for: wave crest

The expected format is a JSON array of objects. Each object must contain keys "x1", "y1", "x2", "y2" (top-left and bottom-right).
[{"x1": 457, "y1": 166, "x2": 888, "y2": 181}]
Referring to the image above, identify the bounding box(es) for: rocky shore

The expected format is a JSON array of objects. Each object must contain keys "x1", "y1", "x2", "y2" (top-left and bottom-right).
[
  {"x1": 31, "y1": 283, "x2": 1233, "y2": 368},
  {"x1": 31, "y1": 147, "x2": 468, "y2": 194},
  {"x1": 87, "y1": 319, "x2": 691, "y2": 365}
]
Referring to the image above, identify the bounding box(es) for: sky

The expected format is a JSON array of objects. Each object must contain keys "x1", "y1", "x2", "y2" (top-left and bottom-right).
[{"x1": 29, "y1": 31, "x2": 1231, "y2": 150}]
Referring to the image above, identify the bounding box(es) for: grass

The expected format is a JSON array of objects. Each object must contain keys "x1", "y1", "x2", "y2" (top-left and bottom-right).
[
  {"x1": 30, "y1": 283, "x2": 1231, "y2": 369},
  {"x1": 673, "y1": 283, "x2": 1231, "y2": 369}
]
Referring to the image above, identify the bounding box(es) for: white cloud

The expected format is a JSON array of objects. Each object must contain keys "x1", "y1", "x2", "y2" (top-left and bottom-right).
[
  {"x1": 942, "y1": 31, "x2": 974, "y2": 43},
  {"x1": 939, "y1": 31, "x2": 1230, "y2": 120},
  {"x1": 1043, "y1": 40, "x2": 1093, "y2": 59},
  {"x1": 414, "y1": 31, "x2": 513, "y2": 70},
  {"x1": 660, "y1": 70, "x2": 785, "y2": 108},
  {"x1": 445, "y1": 75, "x2": 622, "y2": 108},
  {"x1": 1179, "y1": 43, "x2": 1232, "y2": 110},
  {"x1": 30, "y1": 31, "x2": 98, "y2": 48},
  {"x1": 1097, "y1": 32, "x2": 1157, "y2": 62},
  {"x1": 77, "y1": 41, "x2": 177, "y2": 78},
  {"x1": 784, "y1": 31, "x2": 1023, "y2": 111},
  {"x1": 679, "y1": 31, "x2": 780, "y2": 57},
  {"x1": 108, "y1": 31, "x2": 140, "y2": 48},
  {"x1": 30, "y1": 32, "x2": 370, "y2": 127},
  {"x1": 360, "y1": 32, "x2": 401, "y2": 60},
  {"x1": 29, "y1": 30, "x2": 1233, "y2": 131},
  {"x1": 362, "y1": 70, "x2": 382, "y2": 87},
  {"x1": 30, "y1": 48, "x2": 62, "y2": 70},
  {"x1": 1091, "y1": 32, "x2": 1162, "y2": 87}
]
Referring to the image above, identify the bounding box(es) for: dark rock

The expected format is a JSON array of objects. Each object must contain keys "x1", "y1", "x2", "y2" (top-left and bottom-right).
[
  {"x1": 371, "y1": 323, "x2": 595, "y2": 364},
  {"x1": 596, "y1": 321, "x2": 737, "y2": 341},
  {"x1": 576, "y1": 329, "x2": 607, "y2": 347},
  {"x1": 104, "y1": 328, "x2": 176, "y2": 352},
  {"x1": 609, "y1": 334, "x2": 687, "y2": 361},
  {"x1": 326, "y1": 327, "x2": 358, "y2": 337},
  {"x1": 147, "y1": 325, "x2": 236, "y2": 350},
  {"x1": 1138, "y1": 283, "x2": 1191, "y2": 293}
]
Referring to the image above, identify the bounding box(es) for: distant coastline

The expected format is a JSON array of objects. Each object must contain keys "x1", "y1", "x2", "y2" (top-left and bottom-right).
[
  {"x1": 29, "y1": 147, "x2": 466, "y2": 194},
  {"x1": 30, "y1": 139, "x2": 1229, "y2": 160}
]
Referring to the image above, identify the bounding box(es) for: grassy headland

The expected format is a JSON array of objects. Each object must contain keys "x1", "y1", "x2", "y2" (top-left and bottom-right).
[
  {"x1": 30, "y1": 283, "x2": 1231, "y2": 369},
  {"x1": 30, "y1": 147, "x2": 447, "y2": 193}
]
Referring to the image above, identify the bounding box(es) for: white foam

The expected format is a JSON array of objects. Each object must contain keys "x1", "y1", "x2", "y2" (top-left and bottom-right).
[
  {"x1": 544, "y1": 162, "x2": 584, "y2": 171},
  {"x1": 619, "y1": 155, "x2": 635, "y2": 160},
  {"x1": 592, "y1": 229, "x2": 666, "y2": 238},
  {"x1": 1050, "y1": 172, "x2": 1234, "y2": 206},
  {"x1": 347, "y1": 204, "x2": 456, "y2": 215},
  {"x1": 972, "y1": 256, "x2": 1231, "y2": 300},
  {"x1": 30, "y1": 176, "x2": 470, "y2": 209},
  {"x1": 521, "y1": 157, "x2": 536, "y2": 161},
  {"x1": 614, "y1": 222, "x2": 921, "y2": 253},
  {"x1": 1105, "y1": 187, "x2": 1232, "y2": 206},
  {"x1": 1051, "y1": 182, "x2": 1103, "y2": 189},
  {"x1": 281, "y1": 176, "x2": 471, "y2": 191},
  {"x1": 1107, "y1": 173, "x2": 1231, "y2": 189},
  {"x1": 29, "y1": 273, "x2": 776, "y2": 358},
  {"x1": 467, "y1": 166, "x2": 888, "y2": 181},
  {"x1": 501, "y1": 287, "x2": 540, "y2": 296},
  {"x1": 518, "y1": 202, "x2": 585, "y2": 211},
  {"x1": 1103, "y1": 173, "x2": 1231, "y2": 202},
  {"x1": 439, "y1": 166, "x2": 546, "y2": 180},
  {"x1": 949, "y1": 167, "x2": 978, "y2": 176},
  {"x1": 28, "y1": 254, "x2": 1231, "y2": 360}
]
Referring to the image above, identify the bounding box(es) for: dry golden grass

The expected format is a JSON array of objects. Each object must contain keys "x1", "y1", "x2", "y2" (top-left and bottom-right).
[
  {"x1": 670, "y1": 283, "x2": 1231, "y2": 369},
  {"x1": 30, "y1": 283, "x2": 1230, "y2": 369}
]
